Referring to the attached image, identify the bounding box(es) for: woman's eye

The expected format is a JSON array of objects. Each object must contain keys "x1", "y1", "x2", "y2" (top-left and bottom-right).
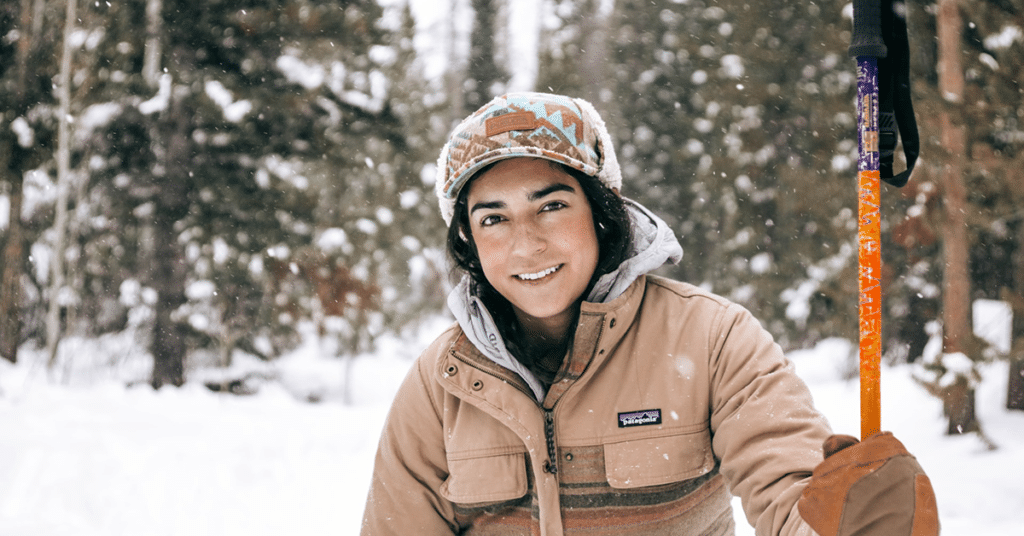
[
  {"x1": 541, "y1": 201, "x2": 567, "y2": 212},
  {"x1": 480, "y1": 214, "x2": 503, "y2": 227}
]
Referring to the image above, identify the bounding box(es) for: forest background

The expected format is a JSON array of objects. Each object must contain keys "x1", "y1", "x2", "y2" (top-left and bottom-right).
[{"x1": 1, "y1": 0, "x2": 1023, "y2": 435}]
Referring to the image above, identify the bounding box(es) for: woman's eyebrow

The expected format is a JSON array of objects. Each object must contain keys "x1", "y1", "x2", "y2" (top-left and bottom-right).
[
  {"x1": 470, "y1": 200, "x2": 504, "y2": 215},
  {"x1": 529, "y1": 183, "x2": 575, "y2": 201}
]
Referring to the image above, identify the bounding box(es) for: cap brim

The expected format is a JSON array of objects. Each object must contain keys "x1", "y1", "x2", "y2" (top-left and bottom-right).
[{"x1": 443, "y1": 147, "x2": 600, "y2": 200}]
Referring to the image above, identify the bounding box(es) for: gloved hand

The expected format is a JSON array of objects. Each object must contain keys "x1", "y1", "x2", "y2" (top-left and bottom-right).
[{"x1": 797, "y1": 432, "x2": 939, "y2": 536}]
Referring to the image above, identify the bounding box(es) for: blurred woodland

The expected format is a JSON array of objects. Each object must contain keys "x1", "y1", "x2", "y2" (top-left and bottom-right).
[{"x1": 1, "y1": 0, "x2": 1022, "y2": 430}]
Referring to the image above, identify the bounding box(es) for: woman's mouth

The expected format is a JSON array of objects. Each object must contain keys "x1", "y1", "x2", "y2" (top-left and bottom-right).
[{"x1": 515, "y1": 265, "x2": 562, "y2": 281}]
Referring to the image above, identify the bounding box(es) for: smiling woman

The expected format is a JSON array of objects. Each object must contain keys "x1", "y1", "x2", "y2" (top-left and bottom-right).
[
  {"x1": 465, "y1": 159, "x2": 599, "y2": 345},
  {"x1": 360, "y1": 92, "x2": 938, "y2": 536}
]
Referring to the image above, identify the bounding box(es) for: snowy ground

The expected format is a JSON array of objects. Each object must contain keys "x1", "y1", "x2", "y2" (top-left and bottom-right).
[{"x1": 2, "y1": 321, "x2": 1022, "y2": 535}]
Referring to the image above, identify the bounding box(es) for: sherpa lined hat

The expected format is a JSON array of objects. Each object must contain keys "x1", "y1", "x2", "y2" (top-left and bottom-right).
[{"x1": 435, "y1": 92, "x2": 622, "y2": 225}]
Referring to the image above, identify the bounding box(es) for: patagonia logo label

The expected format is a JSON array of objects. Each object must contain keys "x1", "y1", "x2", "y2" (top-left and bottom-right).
[{"x1": 617, "y1": 409, "x2": 662, "y2": 428}]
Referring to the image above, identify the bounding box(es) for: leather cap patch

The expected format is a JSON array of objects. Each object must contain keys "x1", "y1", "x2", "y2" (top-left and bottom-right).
[{"x1": 485, "y1": 111, "x2": 537, "y2": 137}]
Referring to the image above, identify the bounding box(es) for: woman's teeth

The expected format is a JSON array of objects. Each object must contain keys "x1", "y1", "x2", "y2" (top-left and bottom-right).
[{"x1": 517, "y1": 265, "x2": 560, "y2": 281}]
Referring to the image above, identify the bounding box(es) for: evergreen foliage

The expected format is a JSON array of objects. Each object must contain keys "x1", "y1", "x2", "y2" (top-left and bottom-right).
[{"x1": 1, "y1": 0, "x2": 1020, "y2": 393}]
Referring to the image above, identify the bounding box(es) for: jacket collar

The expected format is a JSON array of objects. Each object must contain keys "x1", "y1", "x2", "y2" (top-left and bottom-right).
[
  {"x1": 443, "y1": 275, "x2": 648, "y2": 409},
  {"x1": 540, "y1": 273, "x2": 647, "y2": 409}
]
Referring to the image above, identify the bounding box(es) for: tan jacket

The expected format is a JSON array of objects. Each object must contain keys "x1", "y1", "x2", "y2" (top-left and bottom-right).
[{"x1": 362, "y1": 275, "x2": 830, "y2": 535}]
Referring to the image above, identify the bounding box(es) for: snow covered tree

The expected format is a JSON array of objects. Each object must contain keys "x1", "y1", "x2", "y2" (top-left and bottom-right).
[
  {"x1": 931, "y1": 0, "x2": 977, "y2": 435},
  {"x1": 903, "y1": 0, "x2": 1024, "y2": 434},
  {"x1": 543, "y1": 0, "x2": 863, "y2": 349},
  {"x1": 290, "y1": 2, "x2": 449, "y2": 381},
  {"x1": 63, "y1": 0, "x2": 439, "y2": 387},
  {"x1": 1, "y1": 0, "x2": 62, "y2": 363}
]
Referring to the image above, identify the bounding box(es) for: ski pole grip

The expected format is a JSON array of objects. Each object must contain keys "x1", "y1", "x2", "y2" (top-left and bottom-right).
[{"x1": 849, "y1": 0, "x2": 888, "y2": 58}]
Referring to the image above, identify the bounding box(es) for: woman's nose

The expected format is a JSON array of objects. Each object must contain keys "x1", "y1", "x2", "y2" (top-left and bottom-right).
[{"x1": 509, "y1": 220, "x2": 546, "y2": 256}]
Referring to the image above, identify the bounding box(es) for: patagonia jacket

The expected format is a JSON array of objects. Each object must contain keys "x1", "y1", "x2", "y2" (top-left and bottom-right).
[{"x1": 361, "y1": 275, "x2": 832, "y2": 535}]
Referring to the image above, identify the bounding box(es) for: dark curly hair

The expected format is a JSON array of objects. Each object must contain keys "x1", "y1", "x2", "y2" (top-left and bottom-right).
[{"x1": 445, "y1": 161, "x2": 633, "y2": 376}]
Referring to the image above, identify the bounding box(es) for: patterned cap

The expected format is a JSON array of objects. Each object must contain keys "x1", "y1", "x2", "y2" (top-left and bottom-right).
[{"x1": 435, "y1": 92, "x2": 622, "y2": 225}]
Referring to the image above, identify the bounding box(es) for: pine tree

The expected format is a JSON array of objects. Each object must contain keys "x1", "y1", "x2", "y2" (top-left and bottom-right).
[
  {"x1": 464, "y1": 0, "x2": 508, "y2": 114},
  {"x1": 72, "y1": 0, "x2": 419, "y2": 386},
  {"x1": 553, "y1": 0, "x2": 863, "y2": 349},
  {"x1": 0, "y1": 0, "x2": 62, "y2": 363}
]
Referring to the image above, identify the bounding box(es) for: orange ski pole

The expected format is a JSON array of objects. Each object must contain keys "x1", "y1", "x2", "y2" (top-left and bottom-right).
[
  {"x1": 851, "y1": 0, "x2": 885, "y2": 440},
  {"x1": 851, "y1": 0, "x2": 918, "y2": 439},
  {"x1": 858, "y1": 158, "x2": 882, "y2": 439}
]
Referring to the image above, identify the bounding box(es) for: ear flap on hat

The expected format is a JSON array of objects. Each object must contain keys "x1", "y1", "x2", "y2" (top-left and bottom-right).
[
  {"x1": 574, "y1": 97, "x2": 622, "y2": 193},
  {"x1": 435, "y1": 137, "x2": 456, "y2": 225}
]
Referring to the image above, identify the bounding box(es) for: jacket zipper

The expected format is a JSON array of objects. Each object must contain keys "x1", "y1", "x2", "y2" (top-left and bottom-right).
[
  {"x1": 543, "y1": 408, "x2": 557, "y2": 474},
  {"x1": 451, "y1": 353, "x2": 560, "y2": 475}
]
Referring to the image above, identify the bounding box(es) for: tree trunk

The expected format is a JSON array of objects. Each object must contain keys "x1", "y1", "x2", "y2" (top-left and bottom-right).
[
  {"x1": 143, "y1": 0, "x2": 163, "y2": 88},
  {"x1": 578, "y1": 0, "x2": 611, "y2": 106},
  {"x1": 46, "y1": 0, "x2": 78, "y2": 369},
  {"x1": 146, "y1": 0, "x2": 189, "y2": 388},
  {"x1": 1, "y1": 0, "x2": 37, "y2": 364},
  {"x1": 0, "y1": 150, "x2": 23, "y2": 364},
  {"x1": 149, "y1": 82, "x2": 192, "y2": 388},
  {"x1": 944, "y1": 376, "x2": 978, "y2": 434},
  {"x1": 149, "y1": 165, "x2": 189, "y2": 388},
  {"x1": 443, "y1": 0, "x2": 465, "y2": 126},
  {"x1": 466, "y1": 0, "x2": 505, "y2": 112},
  {"x1": 1008, "y1": 243, "x2": 1024, "y2": 410},
  {"x1": 1009, "y1": 358, "x2": 1024, "y2": 410},
  {"x1": 936, "y1": 0, "x2": 976, "y2": 434}
]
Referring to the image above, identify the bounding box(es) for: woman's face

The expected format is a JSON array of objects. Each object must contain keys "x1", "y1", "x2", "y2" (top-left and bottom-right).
[{"x1": 466, "y1": 158, "x2": 599, "y2": 339}]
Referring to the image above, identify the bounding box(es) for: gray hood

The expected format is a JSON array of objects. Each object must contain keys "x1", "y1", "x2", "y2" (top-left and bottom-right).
[{"x1": 446, "y1": 198, "x2": 683, "y2": 401}]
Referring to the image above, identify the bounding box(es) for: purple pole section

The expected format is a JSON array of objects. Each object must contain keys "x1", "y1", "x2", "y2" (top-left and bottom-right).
[{"x1": 857, "y1": 57, "x2": 880, "y2": 172}]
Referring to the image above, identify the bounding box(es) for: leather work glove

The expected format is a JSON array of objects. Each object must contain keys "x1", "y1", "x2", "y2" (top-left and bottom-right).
[{"x1": 797, "y1": 432, "x2": 939, "y2": 536}]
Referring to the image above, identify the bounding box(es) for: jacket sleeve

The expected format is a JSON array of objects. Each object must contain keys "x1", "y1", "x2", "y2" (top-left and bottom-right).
[
  {"x1": 360, "y1": 341, "x2": 458, "y2": 535},
  {"x1": 707, "y1": 302, "x2": 832, "y2": 536}
]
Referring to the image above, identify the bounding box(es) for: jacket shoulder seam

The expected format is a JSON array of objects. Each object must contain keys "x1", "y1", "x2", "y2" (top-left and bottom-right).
[
  {"x1": 644, "y1": 276, "x2": 748, "y2": 358},
  {"x1": 646, "y1": 275, "x2": 734, "y2": 310}
]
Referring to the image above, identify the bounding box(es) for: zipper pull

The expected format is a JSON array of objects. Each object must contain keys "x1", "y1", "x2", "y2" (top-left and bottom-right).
[{"x1": 544, "y1": 410, "x2": 557, "y2": 474}]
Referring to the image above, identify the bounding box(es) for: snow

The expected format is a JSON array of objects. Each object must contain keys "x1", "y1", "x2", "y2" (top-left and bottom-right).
[
  {"x1": 974, "y1": 299, "x2": 1013, "y2": 355},
  {"x1": 0, "y1": 196, "x2": 9, "y2": 230},
  {"x1": 76, "y1": 102, "x2": 122, "y2": 145},
  {"x1": 138, "y1": 74, "x2": 171, "y2": 115},
  {"x1": 275, "y1": 53, "x2": 325, "y2": 90},
  {"x1": 719, "y1": 54, "x2": 745, "y2": 79},
  {"x1": 204, "y1": 80, "x2": 252, "y2": 123},
  {"x1": 2, "y1": 322, "x2": 1023, "y2": 535},
  {"x1": 316, "y1": 228, "x2": 350, "y2": 253},
  {"x1": 10, "y1": 117, "x2": 35, "y2": 148},
  {"x1": 984, "y1": 25, "x2": 1023, "y2": 50},
  {"x1": 354, "y1": 218, "x2": 378, "y2": 235}
]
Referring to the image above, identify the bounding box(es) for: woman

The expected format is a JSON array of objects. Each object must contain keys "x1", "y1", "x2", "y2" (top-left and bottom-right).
[{"x1": 361, "y1": 92, "x2": 937, "y2": 536}]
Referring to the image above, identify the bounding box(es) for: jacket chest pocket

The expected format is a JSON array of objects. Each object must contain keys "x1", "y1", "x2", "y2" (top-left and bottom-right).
[
  {"x1": 603, "y1": 428, "x2": 715, "y2": 489},
  {"x1": 440, "y1": 449, "x2": 529, "y2": 505}
]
